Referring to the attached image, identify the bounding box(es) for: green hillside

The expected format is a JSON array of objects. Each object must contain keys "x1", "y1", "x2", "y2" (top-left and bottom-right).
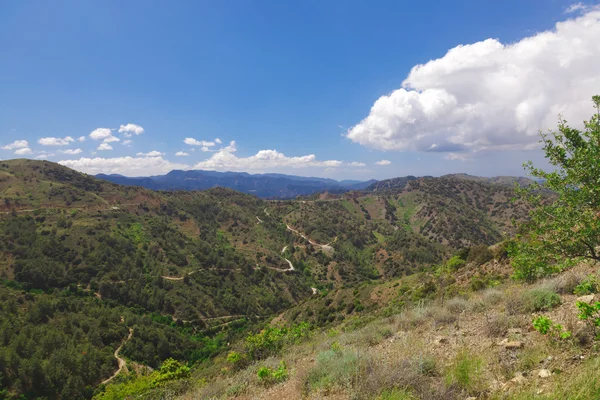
[{"x1": 0, "y1": 159, "x2": 533, "y2": 399}]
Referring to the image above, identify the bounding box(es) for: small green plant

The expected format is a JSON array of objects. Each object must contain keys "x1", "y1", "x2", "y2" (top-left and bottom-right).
[
  {"x1": 532, "y1": 315, "x2": 572, "y2": 341},
  {"x1": 445, "y1": 350, "x2": 483, "y2": 394},
  {"x1": 226, "y1": 351, "x2": 247, "y2": 371},
  {"x1": 532, "y1": 315, "x2": 552, "y2": 334},
  {"x1": 257, "y1": 361, "x2": 288, "y2": 386},
  {"x1": 577, "y1": 301, "x2": 600, "y2": 337},
  {"x1": 574, "y1": 275, "x2": 599, "y2": 296}
]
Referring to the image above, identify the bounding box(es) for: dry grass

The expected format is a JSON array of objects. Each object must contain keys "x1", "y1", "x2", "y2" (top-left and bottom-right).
[{"x1": 177, "y1": 265, "x2": 600, "y2": 400}]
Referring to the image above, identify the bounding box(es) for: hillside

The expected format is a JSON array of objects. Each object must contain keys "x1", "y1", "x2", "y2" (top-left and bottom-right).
[
  {"x1": 0, "y1": 160, "x2": 533, "y2": 399},
  {"x1": 95, "y1": 169, "x2": 376, "y2": 199},
  {"x1": 171, "y1": 260, "x2": 600, "y2": 400}
]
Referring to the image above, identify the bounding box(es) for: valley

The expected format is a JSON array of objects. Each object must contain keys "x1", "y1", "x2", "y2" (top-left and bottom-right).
[{"x1": 0, "y1": 145, "x2": 595, "y2": 400}]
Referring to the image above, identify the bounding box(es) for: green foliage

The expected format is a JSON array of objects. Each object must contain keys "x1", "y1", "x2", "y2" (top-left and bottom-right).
[
  {"x1": 94, "y1": 358, "x2": 190, "y2": 400},
  {"x1": 513, "y1": 96, "x2": 600, "y2": 280},
  {"x1": 445, "y1": 255, "x2": 465, "y2": 271},
  {"x1": 532, "y1": 315, "x2": 572, "y2": 341},
  {"x1": 94, "y1": 374, "x2": 156, "y2": 400},
  {"x1": 150, "y1": 358, "x2": 190, "y2": 386},
  {"x1": 445, "y1": 350, "x2": 483, "y2": 393},
  {"x1": 226, "y1": 351, "x2": 247, "y2": 371},
  {"x1": 532, "y1": 315, "x2": 552, "y2": 334},
  {"x1": 245, "y1": 323, "x2": 312, "y2": 360},
  {"x1": 256, "y1": 361, "x2": 288, "y2": 386},
  {"x1": 508, "y1": 239, "x2": 558, "y2": 282},
  {"x1": 574, "y1": 275, "x2": 599, "y2": 296},
  {"x1": 576, "y1": 301, "x2": 600, "y2": 337}
]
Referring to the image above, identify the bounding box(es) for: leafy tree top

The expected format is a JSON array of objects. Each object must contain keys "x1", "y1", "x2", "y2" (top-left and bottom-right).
[{"x1": 512, "y1": 96, "x2": 600, "y2": 281}]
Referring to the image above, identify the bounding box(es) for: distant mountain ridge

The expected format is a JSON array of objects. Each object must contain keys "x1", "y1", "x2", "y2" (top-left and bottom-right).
[{"x1": 96, "y1": 170, "x2": 377, "y2": 198}]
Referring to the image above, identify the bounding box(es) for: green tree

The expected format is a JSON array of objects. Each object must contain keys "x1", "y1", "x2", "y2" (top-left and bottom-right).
[{"x1": 511, "y1": 96, "x2": 600, "y2": 281}]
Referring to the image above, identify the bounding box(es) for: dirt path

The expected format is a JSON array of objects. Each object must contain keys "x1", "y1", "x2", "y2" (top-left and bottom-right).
[
  {"x1": 284, "y1": 258, "x2": 295, "y2": 271},
  {"x1": 286, "y1": 224, "x2": 335, "y2": 253},
  {"x1": 101, "y1": 328, "x2": 133, "y2": 385},
  {"x1": 256, "y1": 216, "x2": 263, "y2": 224},
  {"x1": 0, "y1": 203, "x2": 141, "y2": 215}
]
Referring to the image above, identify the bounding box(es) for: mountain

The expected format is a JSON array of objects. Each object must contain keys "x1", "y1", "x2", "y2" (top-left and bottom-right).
[
  {"x1": 365, "y1": 175, "x2": 419, "y2": 191},
  {"x1": 96, "y1": 169, "x2": 376, "y2": 199},
  {"x1": 442, "y1": 173, "x2": 535, "y2": 187},
  {"x1": 0, "y1": 159, "x2": 535, "y2": 399}
]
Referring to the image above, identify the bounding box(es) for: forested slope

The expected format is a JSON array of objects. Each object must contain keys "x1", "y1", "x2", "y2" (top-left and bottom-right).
[{"x1": 0, "y1": 159, "x2": 531, "y2": 399}]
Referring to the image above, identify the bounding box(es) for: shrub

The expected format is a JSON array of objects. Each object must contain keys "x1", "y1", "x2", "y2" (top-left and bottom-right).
[
  {"x1": 446, "y1": 255, "x2": 465, "y2": 271},
  {"x1": 257, "y1": 361, "x2": 288, "y2": 386},
  {"x1": 245, "y1": 322, "x2": 312, "y2": 360},
  {"x1": 532, "y1": 315, "x2": 571, "y2": 341},
  {"x1": 574, "y1": 275, "x2": 599, "y2": 296},
  {"x1": 446, "y1": 297, "x2": 468, "y2": 314},
  {"x1": 151, "y1": 358, "x2": 191, "y2": 386},
  {"x1": 445, "y1": 350, "x2": 483, "y2": 394},
  {"x1": 466, "y1": 245, "x2": 493, "y2": 265},
  {"x1": 226, "y1": 351, "x2": 248, "y2": 371},
  {"x1": 550, "y1": 272, "x2": 585, "y2": 294},
  {"x1": 491, "y1": 241, "x2": 509, "y2": 261},
  {"x1": 577, "y1": 301, "x2": 600, "y2": 337},
  {"x1": 485, "y1": 313, "x2": 510, "y2": 337},
  {"x1": 245, "y1": 327, "x2": 288, "y2": 360},
  {"x1": 305, "y1": 349, "x2": 360, "y2": 393},
  {"x1": 523, "y1": 288, "x2": 562, "y2": 312},
  {"x1": 482, "y1": 288, "x2": 503, "y2": 306}
]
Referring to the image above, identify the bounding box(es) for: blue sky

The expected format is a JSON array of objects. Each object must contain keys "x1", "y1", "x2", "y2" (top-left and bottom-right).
[{"x1": 1, "y1": 0, "x2": 599, "y2": 179}]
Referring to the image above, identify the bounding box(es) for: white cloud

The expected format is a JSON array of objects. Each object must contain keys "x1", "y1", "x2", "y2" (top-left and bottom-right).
[
  {"x1": 118, "y1": 123, "x2": 145, "y2": 137},
  {"x1": 175, "y1": 151, "x2": 189, "y2": 156},
  {"x1": 59, "y1": 156, "x2": 189, "y2": 176},
  {"x1": 564, "y1": 2, "x2": 598, "y2": 13},
  {"x1": 348, "y1": 162, "x2": 366, "y2": 167},
  {"x1": 445, "y1": 153, "x2": 471, "y2": 161},
  {"x1": 123, "y1": 140, "x2": 133, "y2": 146},
  {"x1": 1, "y1": 140, "x2": 29, "y2": 150},
  {"x1": 59, "y1": 148, "x2": 83, "y2": 155},
  {"x1": 78, "y1": 136, "x2": 86, "y2": 142},
  {"x1": 89, "y1": 128, "x2": 113, "y2": 140},
  {"x1": 346, "y1": 10, "x2": 600, "y2": 156},
  {"x1": 38, "y1": 136, "x2": 75, "y2": 146},
  {"x1": 193, "y1": 140, "x2": 342, "y2": 171},
  {"x1": 103, "y1": 136, "x2": 120, "y2": 143},
  {"x1": 215, "y1": 138, "x2": 222, "y2": 144},
  {"x1": 35, "y1": 154, "x2": 48, "y2": 160},
  {"x1": 201, "y1": 146, "x2": 211, "y2": 152},
  {"x1": 375, "y1": 160, "x2": 391, "y2": 166},
  {"x1": 97, "y1": 143, "x2": 113, "y2": 151},
  {"x1": 14, "y1": 147, "x2": 33, "y2": 155},
  {"x1": 137, "y1": 150, "x2": 163, "y2": 157},
  {"x1": 184, "y1": 137, "x2": 216, "y2": 147}
]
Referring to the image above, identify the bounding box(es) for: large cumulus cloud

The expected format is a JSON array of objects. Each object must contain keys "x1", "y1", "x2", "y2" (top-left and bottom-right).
[{"x1": 346, "y1": 9, "x2": 600, "y2": 154}]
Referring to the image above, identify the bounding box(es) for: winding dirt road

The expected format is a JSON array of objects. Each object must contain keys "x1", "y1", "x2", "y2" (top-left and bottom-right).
[
  {"x1": 101, "y1": 328, "x2": 133, "y2": 385},
  {"x1": 285, "y1": 224, "x2": 334, "y2": 253}
]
